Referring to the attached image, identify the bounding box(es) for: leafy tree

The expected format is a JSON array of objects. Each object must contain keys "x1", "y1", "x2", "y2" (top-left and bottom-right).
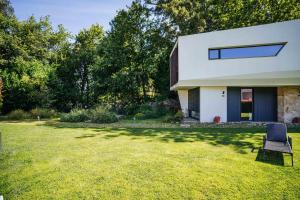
[
  {"x1": 147, "y1": 0, "x2": 300, "y2": 35},
  {"x1": 52, "y1": 24, "x2": 104, "y2": 111},
  {"x1": 96, "y1": 2, "x2": 152, "y2": 108},
  {"x1": 0, "y1": 0, "x2": 14, "y2": 17},
  {"x1": 0, "y1": 14, "x2": 70, "y2": 113},
  {"x1": 94, "y1": 1, "x2": 176, "y2": 111}
]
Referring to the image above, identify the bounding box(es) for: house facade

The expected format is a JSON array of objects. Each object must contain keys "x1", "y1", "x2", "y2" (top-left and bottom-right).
[{"x1": 170, "y1": 20, "x2": 300, "y2": 123}]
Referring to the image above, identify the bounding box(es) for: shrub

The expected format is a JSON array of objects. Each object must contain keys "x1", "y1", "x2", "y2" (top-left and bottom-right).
[
  {"x1": 153, "y1": 104, "x2": 168, "y2": 117},
  {"x1": 7, "y1": 109, "x2": 31, "y2": 120},
  {"x1": 89, "y1": 107, "x2": 118, "y2": 123},
  {"x1": 138, "y1": 104, "x2": 152, "y2": 113},
  {"x1": 60, "y1": 107, "x2": 118, "y2": 124},
  {"x1": 163, "y1": 111, "x2": 184, "y2": 123},
  {"x1": 134, "y1": 112, "x2": 146, "y2": 120},
  {"x1": 142, "y1": 110, "x2": 157, "y2": 118},
  {"x1": 122, "y1": 103, "x2": 140, "y2": 115},
  {"x1": 60, "y1": 109, "x2": 89, "y2": 122},
  {"x1": 162, "y1": 115, "x2": 174, "y2": 123},
  {"x1": 30, "y1": 108, "x2": 58, "y2": 119},
  {"x1": 135, "y1": 103, "x2": 168, "y2": 119},
  {"x1": 174, "y1": 110, "x2": 184, "y2": 121}
]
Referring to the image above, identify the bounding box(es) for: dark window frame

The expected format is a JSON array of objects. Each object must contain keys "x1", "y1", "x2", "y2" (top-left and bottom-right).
[
  {"x1": 208, "y1": 43, "x2": 286, "y2": 60},
  {"x1": 170, "y1": 46, "x2": 179, "y2": 86}
]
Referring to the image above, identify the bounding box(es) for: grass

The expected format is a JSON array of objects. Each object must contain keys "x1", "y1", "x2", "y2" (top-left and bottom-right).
[{"x1": 0, "y1": 120, "x2": 300, "y2": 199}]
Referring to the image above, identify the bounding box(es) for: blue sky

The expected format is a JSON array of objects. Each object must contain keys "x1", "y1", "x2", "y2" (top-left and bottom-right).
[{"x1": 11, "y1": 0, "x2": 133, "y2": 34}]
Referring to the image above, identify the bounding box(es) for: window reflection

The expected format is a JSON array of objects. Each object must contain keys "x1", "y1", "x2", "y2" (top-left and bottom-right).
[
  {"x1": 209, "y1": 43, "x2": 285, "y2": 60},
  {"x1": 241, "y1": 88, "x2": 253, "y2": 121}
]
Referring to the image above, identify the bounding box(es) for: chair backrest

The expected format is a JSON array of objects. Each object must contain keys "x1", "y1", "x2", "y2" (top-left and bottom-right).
[{"x1": 266, "y1": 123, "x2": 287, "y2": 142}]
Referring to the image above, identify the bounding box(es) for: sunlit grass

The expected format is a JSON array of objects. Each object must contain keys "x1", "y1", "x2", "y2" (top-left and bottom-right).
[{"x1": 0, "y1": 121, "x2": 299, "y2": 199}]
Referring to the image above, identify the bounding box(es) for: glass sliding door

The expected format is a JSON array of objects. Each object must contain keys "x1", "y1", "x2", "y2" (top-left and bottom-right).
[
  {"x1": 241, "y1": 88, "x2": 253, "y2": 121},
  {"x1": 188, "y1": 88, "x2": 200, "y2": 119}
]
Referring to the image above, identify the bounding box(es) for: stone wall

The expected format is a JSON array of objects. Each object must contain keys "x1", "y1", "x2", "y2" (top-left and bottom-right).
[{"x1": 277, "y1": 86, "x2": 300, "y2": 123}]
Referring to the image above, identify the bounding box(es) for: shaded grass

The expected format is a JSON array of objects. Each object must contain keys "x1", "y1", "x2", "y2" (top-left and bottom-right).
[{"x1": 0, "y1": 120, "x2": 300, "y2": 199}]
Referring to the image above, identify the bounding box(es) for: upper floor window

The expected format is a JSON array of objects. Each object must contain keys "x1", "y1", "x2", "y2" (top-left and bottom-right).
[{"x1": 209, "y1": 43, "x2": 286, "y2": 60}]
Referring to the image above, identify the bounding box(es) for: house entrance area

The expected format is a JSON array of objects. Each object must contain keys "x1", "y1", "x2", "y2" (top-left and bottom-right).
[
  {"x1": 241, "y1": 88, "x2": 253, "y2": 121},
  {"x1": 228, "y1": 87, "x2": 277, "y2": 122}
]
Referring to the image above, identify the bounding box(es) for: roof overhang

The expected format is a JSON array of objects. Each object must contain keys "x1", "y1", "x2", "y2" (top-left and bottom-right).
[{"x1": 170, "y1": 70, "x2": 300, "y2": 91}]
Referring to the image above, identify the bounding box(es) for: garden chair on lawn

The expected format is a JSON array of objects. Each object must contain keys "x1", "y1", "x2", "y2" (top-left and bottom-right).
[{"x1": 263, "y1": 123, "x2": 293, "y2": 166}]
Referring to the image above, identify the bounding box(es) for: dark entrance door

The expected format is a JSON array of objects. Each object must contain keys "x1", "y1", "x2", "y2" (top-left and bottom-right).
[
  {"x1": 253, "y1": 87, "x2": 277, "y2": 122},
  {"x1": 240, "y1": 88, "x2": 253, "y2": 121},
  {"x1": 227, "y1": 87, "x2": 277, "y2": 122}
]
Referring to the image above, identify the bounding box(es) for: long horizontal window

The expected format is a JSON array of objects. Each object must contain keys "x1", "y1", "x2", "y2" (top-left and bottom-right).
[{"x1": 209, "y1": 43, "x2": 285, "y2": 60}]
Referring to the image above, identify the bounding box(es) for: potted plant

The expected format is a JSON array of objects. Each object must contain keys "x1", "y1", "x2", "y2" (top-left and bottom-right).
[
  {"x1": 214, "y1": 116, "x2": 221, "y2": 124},
  {"x1": 292, "y1": 117, "x2": 300, "y2": 124}
]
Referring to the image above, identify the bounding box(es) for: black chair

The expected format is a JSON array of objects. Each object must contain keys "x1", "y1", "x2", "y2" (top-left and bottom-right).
[{"x1": 263, "y1": 123, "x2": 293, "y2": 166}]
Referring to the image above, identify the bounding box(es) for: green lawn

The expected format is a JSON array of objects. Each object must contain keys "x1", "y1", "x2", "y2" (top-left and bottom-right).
[{"x1": 0, "y1": 121, "x2": 300, "y2": 199}]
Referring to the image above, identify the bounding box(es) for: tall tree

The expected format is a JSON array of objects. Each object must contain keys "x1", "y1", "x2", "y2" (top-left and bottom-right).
[
  {"x1": 0, "y1": 14, "x2": 70, "y2": 113},
  {"x1": 95, "y1": 1, "x2": 166, "y2": 109},
  {"x1": 52, "y1": 24, "x2": 104, "y2": 111}
]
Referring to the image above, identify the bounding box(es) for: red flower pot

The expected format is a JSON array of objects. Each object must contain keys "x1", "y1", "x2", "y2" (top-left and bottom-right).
[
  {"x1": 214, "y1": 116, "x2": 221, "y2": 124},
  {"x1": 292, "y1": 117, "x2": 300, "y2": 124}
]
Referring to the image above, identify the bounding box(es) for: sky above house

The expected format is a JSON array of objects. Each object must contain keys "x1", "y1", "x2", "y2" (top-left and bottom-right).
[{"x1": 10, "y1": 0, "x2": 133, "y2": 34}]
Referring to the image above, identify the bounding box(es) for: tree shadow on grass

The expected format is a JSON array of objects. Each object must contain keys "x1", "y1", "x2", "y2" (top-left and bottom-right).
[
  {"x1": 119, "y1": 128, "x2": 263, "y2": 154},
  {"x1": 41, "y1": 121, "x2": 266, "y2": 154},
  {"x1": 75, "y1": 133, "x2": 97, "y2": 139}
]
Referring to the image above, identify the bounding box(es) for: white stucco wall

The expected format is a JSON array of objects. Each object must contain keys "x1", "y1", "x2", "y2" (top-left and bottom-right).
[
  {"x1": 171, "y1": 20, "x2": 300, "y2": 90},
  {"x1": 200, "y1": 87, "x2": 227, "y2": 122},
  {"x1": 177, "y1": 90, "x2": 188, "y2": 117}
]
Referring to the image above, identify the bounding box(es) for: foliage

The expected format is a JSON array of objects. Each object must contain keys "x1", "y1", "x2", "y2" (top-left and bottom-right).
[
  {"x1": 137, "y1": 104, "x2": 152, "y2": 113},
  {"x1": 5, "y1": 108, "x2": 58, "y2": 120},
  {"x1": 60, "y1": 107, "x2": 118, "y2": 123},
  {"x1": 60, "y1": 108, "x2": 89, "y2": 122},
  {"x1": 174, "y1": 110, "x2": 184, "y2": 120},
  {"x1": 94, "y1": 1, "x2": 176, "y2": 111},
  {"x1": 0, "y1": 0, "x2": 14, "y2": 17},
  {"x1": 52, "y1": 24, "x2": 105, "y2": 111},
  {"x1": 0, "y1": 13, "x2": 70, "y2": 113},
  {"x1": 0, "y1": 78, "x2": 3, "y2": 111},
  {"x1": 6, "y1": 109, "x2": 31, "y2": 120},
  {"x1": 163, "y1": 110, "x2": 184, "y2": 123},
  {"x1": 132, "y1": 103, "x2": 169, "y2": 119},
  {"x1": 89, "y1": 107, "x2": 118, "y2": 123},
  {"x1": 147, "y1": 0, "x2": 300, "y2": 35},
  {"x1": 134, "y1": 112, "x2": 146, "y2": 120},
  {"x1": 30, "y1": 108, "x2": 58, "y2": 119}
]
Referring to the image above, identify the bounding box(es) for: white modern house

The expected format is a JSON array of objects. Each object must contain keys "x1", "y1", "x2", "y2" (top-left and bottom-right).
[{"x1": 170, "y1": 19, "x2": 300, "y2": 123}]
